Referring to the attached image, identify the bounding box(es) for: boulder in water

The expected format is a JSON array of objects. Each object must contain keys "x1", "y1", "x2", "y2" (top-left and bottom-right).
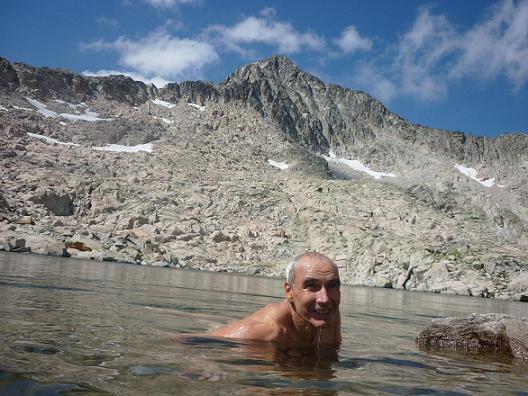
[{"x1": 416, "y1": 313, "x2": 528, "y2": 361}]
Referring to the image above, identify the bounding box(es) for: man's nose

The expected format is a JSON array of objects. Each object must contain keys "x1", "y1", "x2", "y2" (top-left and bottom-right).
[{"x1": 316, "y1": 286, "x2": 329, "y2": 304}]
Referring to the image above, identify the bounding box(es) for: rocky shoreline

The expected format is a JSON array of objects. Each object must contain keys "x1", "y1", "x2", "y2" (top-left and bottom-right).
[{"x1": 1, "y1": 55, "x2": 527, "y2": 300}]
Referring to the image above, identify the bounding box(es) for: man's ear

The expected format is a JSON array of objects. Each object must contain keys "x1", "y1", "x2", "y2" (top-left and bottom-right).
[{"x1": 284, "y1": 282, "x2": 293, "y2": 302}]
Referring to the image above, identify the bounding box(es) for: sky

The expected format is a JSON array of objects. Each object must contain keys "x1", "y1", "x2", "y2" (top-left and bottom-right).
[{"x1": 1, "y1": 0, "x2": 527, "y2": 138}]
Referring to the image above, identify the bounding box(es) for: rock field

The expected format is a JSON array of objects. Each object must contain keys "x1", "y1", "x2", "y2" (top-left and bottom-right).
[{"x1": 0, "y1": 55, "x2": 527, "y2": 300}]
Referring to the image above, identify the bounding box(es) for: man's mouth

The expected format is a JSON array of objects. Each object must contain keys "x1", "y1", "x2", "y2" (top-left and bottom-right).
[{"x1": 312, "y1": 307, "x2": 332, "y2": 317}]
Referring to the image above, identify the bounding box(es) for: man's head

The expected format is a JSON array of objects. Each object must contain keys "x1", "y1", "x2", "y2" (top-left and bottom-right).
[{"x1": 284, "y1": 252, "x2": 341, "y2": 328}]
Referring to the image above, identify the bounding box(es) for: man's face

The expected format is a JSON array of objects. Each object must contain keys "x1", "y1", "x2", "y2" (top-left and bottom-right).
[{"x1": 285, "y1": 256, "x2": 341, "y2": 328}]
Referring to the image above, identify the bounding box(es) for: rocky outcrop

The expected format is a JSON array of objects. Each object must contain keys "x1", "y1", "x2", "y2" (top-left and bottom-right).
[
  {"x1": 0, "y1": 57, "x2": 155, "y2": 104},
  {"x1": 0, "y1": 57, "x2": 19, "y2": 92},
  {"x1": 161, "y1": 81, "x2": 219, "y2": 105},
  {"x1": 11, "y1": 61, "x2": 92, "y2": 100},
  {"x1": 416, "y1": 314, "x2": 528, "y2": 361},
  {"x1": 91, "y1": 74, "x2": 155, "y2": 105},
  {"x1": 0, "y1": 193, "x2": 12, "y2": 221},
  {"x1": 29, "y1": 188, "x2": 75, "y2": 216}
]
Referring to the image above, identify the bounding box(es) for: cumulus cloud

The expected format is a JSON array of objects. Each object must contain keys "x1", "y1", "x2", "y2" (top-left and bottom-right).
[
  {"x1": 82, "y1": 69, "x2": 171, "y2": 88},
  {"x1": 80, "y1": 31, "x2": 218, "y2": 82},
  {"x1": 335, "y1": 25, "x2": 372, "y2": 53},
  {"x1": 81, "y1": 9, "x2": 325, "y2": 83},
  {"x1": 354, "y1": 0, "x2": 528, "y2": 102},
  {"x1": 144, "y1": 0, "x2": 199, "y2": 8},
  {"x1": 205, "y1": 9, "x2": 326, "y2": 54}
]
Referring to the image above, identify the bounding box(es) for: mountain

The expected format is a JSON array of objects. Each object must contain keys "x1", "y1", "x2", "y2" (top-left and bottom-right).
[{"x1": 0, "y1": 55, "x2": 527, "y2": 300}]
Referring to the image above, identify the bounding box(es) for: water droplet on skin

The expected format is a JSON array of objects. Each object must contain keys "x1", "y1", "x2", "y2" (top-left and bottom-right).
[{"x1": 315, "y1": 328, "x2": 322, "y2": 359}]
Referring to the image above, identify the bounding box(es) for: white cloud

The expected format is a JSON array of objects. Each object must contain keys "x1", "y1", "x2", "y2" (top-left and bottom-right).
[
  {"x1": 394, "y1": 7, "x2": 456, "y2": 100},
  {"x1": 335, "y1": 25, "x2": 372, "y2": 53},
  {"x1": 350, "y1": 6, "x2": 458, "y2": 102},
  {"x1": 144, "y1": 0, "x2": 199, "y2": 8},
  {"x1": 81, "y1": 31, "x2": 218, "y2": 82},
  {"x1": 353, "y1": 1, "x2": 528, "y2": 102},
  {"x1": 450, "y1": 0, "x2": 528, "y2": 91},
  {"x1": 82, "y1": 69, "x2": 171, "y2": 88},
  {"x1": 205, "y1": 9, "x2": 326, "y2": 54}
]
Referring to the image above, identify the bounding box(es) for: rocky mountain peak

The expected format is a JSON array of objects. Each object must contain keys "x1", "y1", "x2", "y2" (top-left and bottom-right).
[{"x1": 224, "y1": 55, "x2": 303, "y2": 84}]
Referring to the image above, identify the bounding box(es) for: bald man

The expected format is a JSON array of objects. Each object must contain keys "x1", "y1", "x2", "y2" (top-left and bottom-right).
[{"x1": 209, "y1": 252, "x2": 341, "y2": 348}]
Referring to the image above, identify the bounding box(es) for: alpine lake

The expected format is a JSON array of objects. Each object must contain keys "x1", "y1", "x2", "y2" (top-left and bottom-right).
[{"x1": 0, "y1": 252, "x2": 526, "y2": 395}]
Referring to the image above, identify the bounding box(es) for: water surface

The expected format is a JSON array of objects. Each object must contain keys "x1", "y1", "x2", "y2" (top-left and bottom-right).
[{"x1": 0, "y1": 252, "x2": 527, "y2": 395}]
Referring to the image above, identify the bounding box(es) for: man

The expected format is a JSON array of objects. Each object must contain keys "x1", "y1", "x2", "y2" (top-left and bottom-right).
[{"x1": 209, "y1": 252, "x2": 341, "y2": 348}]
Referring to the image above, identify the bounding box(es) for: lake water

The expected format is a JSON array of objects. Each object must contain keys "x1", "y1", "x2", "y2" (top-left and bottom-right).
[{"x1": 0, "y1": 252, "x2": 527, "y2": 395}]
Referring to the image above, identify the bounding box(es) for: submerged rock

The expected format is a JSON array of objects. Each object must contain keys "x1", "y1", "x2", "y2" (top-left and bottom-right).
[{"x1": 416, "y1": 313, "x2": 528, "y2": 361}]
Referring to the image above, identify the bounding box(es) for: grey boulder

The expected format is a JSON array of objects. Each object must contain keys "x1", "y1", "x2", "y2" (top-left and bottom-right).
[{"x1": 416, "y1": 313, "x2": 528, "y2": 361}]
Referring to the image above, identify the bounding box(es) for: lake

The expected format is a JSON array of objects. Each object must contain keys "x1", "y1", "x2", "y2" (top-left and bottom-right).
[{"x1": 0, "y1": 252, "x2": 527, "y2": 395}]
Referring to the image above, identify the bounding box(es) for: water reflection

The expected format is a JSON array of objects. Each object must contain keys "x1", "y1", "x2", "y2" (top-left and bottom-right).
[
  {"x1": 1, "y1": 252, "x2": 527, "y2": 396},
  {"x1": 173, "y1": 336, "x2": 342, "y2": 395}
]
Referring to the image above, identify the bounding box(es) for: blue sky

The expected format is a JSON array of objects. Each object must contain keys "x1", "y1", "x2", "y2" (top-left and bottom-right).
[{"x1": 1, "y1": 0, "x2": 527, "y2": 137}]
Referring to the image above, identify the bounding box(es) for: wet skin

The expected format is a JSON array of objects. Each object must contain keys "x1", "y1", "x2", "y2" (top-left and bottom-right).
[{"x1": 208, "y1": 255, "x2": 341, "y2": 348}]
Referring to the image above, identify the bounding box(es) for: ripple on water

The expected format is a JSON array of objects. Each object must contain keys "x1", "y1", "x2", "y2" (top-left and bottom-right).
[
  {"x1": 178, "y1": 335, "x2": 241, "y2": 347},
  {"x1": 0, "y1": 370, "x2": 104, "y2": 396},
  {"x1": 128, "y1": 365, "x2": 178, "y2": 376},
  {"x1": 9, "y1": 342, "x2": 61, "y2": 355}
]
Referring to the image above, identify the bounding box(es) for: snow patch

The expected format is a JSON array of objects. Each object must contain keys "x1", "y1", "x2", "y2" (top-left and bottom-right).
[
  {"x1": 188, "y1": 103, "x2": 205, "y2": 112},
  {"x1": 268, "y1": 159, "x2": 289, "y2": 170},
  {"x1": 26, "y1": 97, "x2": 57, "y2": 118},
  {"x1": 27, "y1": 132, "x2": 153, "y2": 154},
  {"x1": 152, "y1": 99, "x2": 175, "y2": 109},
  {"x1": 26, "y1": 97, "x2": 111, "y2": 121},
  {"x1": 59, "y1": 110, "x2": 110, "y2": 122},
  {"x1": 94, "y1": 143, "x2": 153, "y2": 153},
  {"x1": 323, "y1": 151, "x2": 397, "y2": 179},
  {"x1": 454, "y1": 164, "x2": 495, "y2": 187},
  {"x1": 27, "y1": 132, "x2": 79, "y2": 146},
  {"x1": 12, "y1": 105, "x2": 33, "y2": 111},
  {"x1": 0, "y1": 105, "x2": 8, "y2": 111}
]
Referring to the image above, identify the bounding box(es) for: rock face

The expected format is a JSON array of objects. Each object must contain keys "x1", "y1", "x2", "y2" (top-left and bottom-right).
[
  {"x1": 0, "y1": 55, "x2": 527, "y2": 299},
  {"x1": 29, "y1": 188, "x2": 74, "y2": 216},
  {"x1": 416, "y1": 314, "x2": 528, "y2": 361}
]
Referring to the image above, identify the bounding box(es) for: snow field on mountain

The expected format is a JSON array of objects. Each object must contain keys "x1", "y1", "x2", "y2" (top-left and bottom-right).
[{"x1": 323, "y1": 151, "x2": 397, "y2": 179}]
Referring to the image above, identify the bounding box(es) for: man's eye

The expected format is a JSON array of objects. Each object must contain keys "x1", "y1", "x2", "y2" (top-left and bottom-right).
[
  {"x1": 304, "y1": 283, "x2": 320, "y2": 291},
  {"x1": 328, "y1": 282, "x2": 340, "y2": 289}
]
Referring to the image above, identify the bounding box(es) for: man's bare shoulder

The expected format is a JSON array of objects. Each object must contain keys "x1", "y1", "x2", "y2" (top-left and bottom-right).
[{"x1": 209, "y1": 301, "x2": 291, "y2": 342}]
